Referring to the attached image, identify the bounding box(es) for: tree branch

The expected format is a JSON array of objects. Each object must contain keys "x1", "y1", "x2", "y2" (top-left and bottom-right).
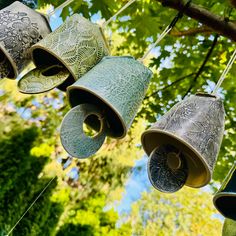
[
  {"x1": 182, "y1": 34, "x2": 219, "y2": 98},
  {"x1": 170, "y1": 26, "x2": 213, "y2": 37},
  {"x1": 156, "y1": 0, "x2": 236, "y2": 41},
  {"x1": 145, "y1": 72, "x2": 196, "y2": 100}
]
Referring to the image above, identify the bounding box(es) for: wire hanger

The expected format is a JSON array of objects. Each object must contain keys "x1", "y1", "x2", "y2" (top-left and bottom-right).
[{"x1": 212, "y1": 49, "x2": 236, "y2": 95}]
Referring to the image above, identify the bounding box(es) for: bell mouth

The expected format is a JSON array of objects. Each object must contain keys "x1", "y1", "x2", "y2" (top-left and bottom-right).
[
  {"x1": 31, "y1": 46, "x2": 76, "y2": 91},
  {"x1": 0, "y1": 44, "x2": 17, "y2": 79},
  {"x1": 142, "y1": 129, "x2": 211, "y2": 188},
  {"x1": 213, "y1": 193, "x2": 236, "y2": 220},
  {"x1": 67, "y1": 86, "x2": 126, "y2": 139}
]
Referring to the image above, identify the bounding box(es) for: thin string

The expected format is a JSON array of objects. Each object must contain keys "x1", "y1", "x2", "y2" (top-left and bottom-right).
[
  {"x1": 102, "y1": 0, "x2": 136, "y2": 29},
  {"x1": 212, "y1": 49, "x2": 236, "y2": 95},
  {"x1": 6, "y1": 176, "x2": 57, "y2": 236},
  {"x1": 139, "y1": 26, "x2": 172, "y2": 62},
  {"x1": 139, "y1": 0, "x2": 192, "y2": 63},
  {"x1": 48, "y1": 0, "x2": 75, "y2": 18},
  {"x1": 6, "y1": 156, "x2": 73, "y2": 236}
]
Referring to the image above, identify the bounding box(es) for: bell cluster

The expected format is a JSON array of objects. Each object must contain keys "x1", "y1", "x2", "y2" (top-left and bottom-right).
[{"x1": 0, "y1": 1, "x2": 235, "y2": 228}]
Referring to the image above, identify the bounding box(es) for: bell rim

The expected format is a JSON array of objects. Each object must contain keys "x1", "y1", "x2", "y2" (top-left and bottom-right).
[
  {"x1": 31, "y1": 44, "x2": 77, "y2": 84},
  {"x1": 67, "y1": 85, "x2": 127, "y2": 139},
  {"x1": 213, "y1": 192, "x2": 236, "y2": 218},
  {"x1": 0, "y1": 43, "x2": 18, "y2": 79},
  {"x1": 17, "y1": 65, "x2": 70, "y2": 94},
  {"x1": 141, "y1": 129, "x2": 211, "y2": 188},
  {"x1": 60, "y1": 104, "x2": 106, "y2": 159}
]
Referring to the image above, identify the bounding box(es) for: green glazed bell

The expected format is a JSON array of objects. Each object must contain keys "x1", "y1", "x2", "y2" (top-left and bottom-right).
[
  {"x1": 213, "y1": 163, "x2": 236, "y2": 220},
  {"x1": 18, "y1": 14, "x2": 110, "y2": 93},
  {"x1": 60, "y1": 56, "x2": 152, "y2": 158},
  {"x1": 222, "y1": 218, "x2": 236, "y2": 236},
  {"x1": 0, "y1": 1, "x2": 51, "y2": 79},
  {"x1": 141, "y1": 93, "x2": 225, "y2": 193}
]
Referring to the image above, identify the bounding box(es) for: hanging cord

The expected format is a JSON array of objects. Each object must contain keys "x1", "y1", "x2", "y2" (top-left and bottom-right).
[
  {"x1": 212, "y1": 49, "x2": 236, "y2": 95},
  {"x1": 6, "y1": 156, "x2": 73, "y2": 236},
  {"x1": 139, "y1": 0, "x2": 192, "y2": 63},
  {"x1": 47, "y1": 0, "x2": 75, "y2": 18},
  {"x1": 6, "y1": 177, "x2": 56, "y2": 236},
  {"x1": 102, "y1": 0, "x2": 137, "y2": 29}
]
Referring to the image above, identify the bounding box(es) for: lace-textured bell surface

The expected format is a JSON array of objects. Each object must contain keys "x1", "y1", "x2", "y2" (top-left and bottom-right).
[
  {"x1": 0, "y1": 1, "x2": 51, "y2": 79},
  {"x1": 142, "y1": 93, "x2": 225, "y2": 188},
  {"x1": 18, "y1": 65, "x2": 70, "y2": 94},
  {"x1": 148, "y1": 144, "x2": 188, "y2": 193},
  {"x1": 32, "y1": 14, "x2": 109, "y2": 83},
  {"x1": 67, "y1": 56, "x2": 152, "y2": 138},
  {"x1": 60, "y1": 104, "x2": 106, "y2": 159}
]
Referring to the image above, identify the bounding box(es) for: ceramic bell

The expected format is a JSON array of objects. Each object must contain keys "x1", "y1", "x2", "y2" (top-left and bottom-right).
[
  {"x1": 222, "y1": 218, "x2": 236, "y2": 236},
  {"x1": 60, "y1": 56, "x2": 152, "y2": 158},
  {"x1": 213, "y1": 163, "x2": 236, "y2": 220},
  {"x1": 141, "y1": 93, "x2": 225, "y2": 193},
  {"x1": 0, "y1": 1, "x2": 51, "y2": 79},
  {"x1": 18, "y1": 14, "x2": 110, "y2": 93}
]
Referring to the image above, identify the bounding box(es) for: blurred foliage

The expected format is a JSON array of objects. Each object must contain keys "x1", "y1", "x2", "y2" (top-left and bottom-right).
[
  {"x1": 1, "y1": 0, "x2": 236, "y2": 235},
  {"x1": 128, "y1": 188, "x2": 222, "y2": 236}
]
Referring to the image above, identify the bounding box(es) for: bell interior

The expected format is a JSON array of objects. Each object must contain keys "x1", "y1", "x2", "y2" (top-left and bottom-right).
[
  {"x1": 68, "y1": 88, "x2": 125, "y2": 138},
  {"x1": 142, "y1": 130, "x2": 210, "y2": 187},
  {"x1": 32, "y1": 48, "x2": 74, "y2": 91},
  {"x1": 0, "y1": 47, "x2": 15, "y2": 79},
  {"x1": 83, "y1": 114, "x2": 102, "y2": 137},
  {"x1": 215, "y1": 196, "x2": 236, "y2": 220}
]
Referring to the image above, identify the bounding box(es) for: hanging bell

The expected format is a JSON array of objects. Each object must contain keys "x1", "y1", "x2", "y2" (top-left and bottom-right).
[
  {"x1": 18, "y1": 14, "x2": 110, "y2": 93},
  {"x1": 213, "y1": 163, "x2": 236, "y2": 220},
  {"x1": 141, "y1": 93, "x2": 225, "y2": 193},
  {"x1": 60, "y1": 56, "x2": 152, "y2": 158},
  {"x1": 0, "y1": 1, "x2": 51, "y2": 79}
]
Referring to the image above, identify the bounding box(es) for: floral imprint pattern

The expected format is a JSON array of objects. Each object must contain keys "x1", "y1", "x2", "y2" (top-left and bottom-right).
[
  {"x1": 0, "y1": 11, "x2": 42, "y2": 71},
  {"x1": 148, "y1": 144, "x2": 188, "y2": 193},
  {"x1": 0, "y1": 1, "x2": 51, "y2": 79},
  {"x1": 33, "y1": 14, "x2": 110, "y2": 81},
  {"x1": 152, "y1": 94, "x2": 225, "y2": 171},
  {"x1": 68, "y1": 56, "x2": 152, "y2": 138}
]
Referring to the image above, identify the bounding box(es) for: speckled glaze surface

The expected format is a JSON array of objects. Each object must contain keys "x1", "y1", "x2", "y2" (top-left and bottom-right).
[
  {"x1": 0, "y1": 56, "x2": 11, "y2": 78},
  {"x1": 222, "y1": 218, "x2": 236, "y2": 236},
  {"x1": 60, "y1": 104, "x2": 106, "y2": 158},
  {"x1": 18, "y1": 65, "x2": 70, "y2": 94},
  {"x1": 32, "y1": 14, "x2": 109, "y2": 86},
  {"x1": 213, "y1": 163, "x2": 236, "y2": 220},
  {"x1": 0, "y1": 1, "x2": 51, "y2": 79},
  {"x1": 67, "y1": 56, "x2": 152, "y2": 138},
  {"x1": 142, "y1": 93, "x2": 225, "y2": 188},
  {"x1": 148, "y1": 144, "x2": 188, "y2": 193}
]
